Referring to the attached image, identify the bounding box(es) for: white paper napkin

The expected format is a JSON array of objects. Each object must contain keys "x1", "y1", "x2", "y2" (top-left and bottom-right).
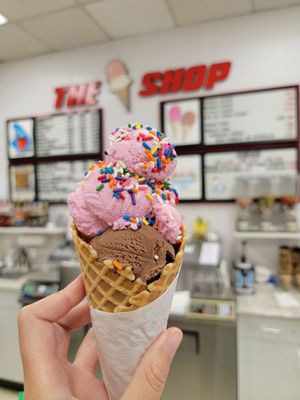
[{"x1": 91, "y1": 272, "x2": 179, "y2": 400}]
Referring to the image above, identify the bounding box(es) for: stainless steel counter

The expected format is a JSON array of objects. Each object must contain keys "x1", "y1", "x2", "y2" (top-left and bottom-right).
[{"x1": 164, "y1": 312, "x2": 237, "y2": 400}]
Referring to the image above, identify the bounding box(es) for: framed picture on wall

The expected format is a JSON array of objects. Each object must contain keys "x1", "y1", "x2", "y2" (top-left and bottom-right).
[
  {"x1": 10, "y1": 164, "x2": 36, "y2": 201},
  {"x1": 204, "y1": 148, "x2": 298, "y2": 201},
  {"x1": 161, "y1": 98, "x2": 201, "y2": 146},
  {"x1": 172, "y1": 154, "x2": 202, "y2": 201},
  {"x1": 7, "y1": 118, "x2": 35, "y2": 159}
]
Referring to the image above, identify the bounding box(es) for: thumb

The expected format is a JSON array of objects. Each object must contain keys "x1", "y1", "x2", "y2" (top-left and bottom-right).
[{"x1": 122, "y1": 327, "x2": 183, "y2": 400}]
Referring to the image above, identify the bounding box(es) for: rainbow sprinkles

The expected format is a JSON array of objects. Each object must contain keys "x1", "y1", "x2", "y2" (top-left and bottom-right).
[{"x1": 70, "y1": 123, "x2": 182, "y2": 244}]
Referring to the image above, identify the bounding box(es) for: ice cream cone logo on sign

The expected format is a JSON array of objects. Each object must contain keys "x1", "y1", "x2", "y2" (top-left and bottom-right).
[
  {"x1": 182, "y1": 111, "x2": 195, "y2": 142},
  {"x1": 168, "y1": 105, "x2": 181, "y2": 139},
  {"x1": 106, "y1": 60, "x2": 132, "y2": 112}
]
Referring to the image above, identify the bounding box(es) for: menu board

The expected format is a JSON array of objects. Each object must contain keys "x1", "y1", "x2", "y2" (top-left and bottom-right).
[
  {"x1": 204, "y1": 148, "x2": 298, "y2": 200},
  {"x1": 37, "y1": 160, "x2": 95, "y2": 202},
  {"x1": 35, "y1": 109, "x2": 101, "y2": 157},
  {"x1": 204, "y1": 87, "x2": 298, "y2": 145}
]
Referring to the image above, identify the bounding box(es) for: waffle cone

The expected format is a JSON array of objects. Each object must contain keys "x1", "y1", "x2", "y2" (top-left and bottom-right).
[
  {"x1": 71, "y1": 224, "x2": 186, "y2": 312},
  {"x1": 116, "y1": 87, "x2": 130, "y2": 111}
]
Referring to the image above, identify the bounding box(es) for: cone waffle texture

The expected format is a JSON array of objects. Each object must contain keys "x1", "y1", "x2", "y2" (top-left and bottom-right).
[{"x1": 71, "y1": 224, "x2": 186, "y2": 313}]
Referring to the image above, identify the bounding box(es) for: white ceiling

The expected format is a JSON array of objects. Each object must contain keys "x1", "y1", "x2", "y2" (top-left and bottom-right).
[{"x1": 0, "y1": 0, "x2": 298, "y2": 62}]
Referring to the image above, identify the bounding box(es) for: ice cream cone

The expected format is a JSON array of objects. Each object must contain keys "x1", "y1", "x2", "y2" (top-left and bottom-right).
[
  {"x1": 181, "y1": 111, "x2": 195, "y2": 142},
  {"x1": 90, "y1": 271, "x2": 181, "y2": 400},
  {"x1": 168, "y1": 105, "x2": 181, "y2": 140},
  {"x1": 170, "y1": 121, "x2": 180, "y2": 138},
  {"x1": 106, "y1": 60, "x2": 132, "y2": 112},
  {"x1": 116, "y1": 87, "x2": 130, "y2": 113},
  {"x1": 72, "y1": 223, "x2": 185, "y2": 399},
  {"x1": 68, "y1": 123, "x2": 184, "y2": 399},
  {"x1": 183, "y1": 124, "x2": 191, "y2": 141},
  {"x1": 71, "y1": 223, "x2": 186, "y2": 312}
]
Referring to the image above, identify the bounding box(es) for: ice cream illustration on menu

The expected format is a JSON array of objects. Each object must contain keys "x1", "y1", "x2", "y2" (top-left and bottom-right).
[
  {"x1": 168, "y1": 105, "x2": 181, "y2": 138},
  {"x1": 168, "y1": 104, "x2": 196, "y2": 144},
  {"x1": 106, "y1": 60, "x2": 132, "y2": 112},
  {"x1": 182, "y1": 111, "x2": 195, "y2": 142}
]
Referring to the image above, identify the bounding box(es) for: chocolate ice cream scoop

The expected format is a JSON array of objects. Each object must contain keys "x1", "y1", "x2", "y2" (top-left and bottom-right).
[{"x1": 90, "y1": 225, "x2": 175, "y2": 283}]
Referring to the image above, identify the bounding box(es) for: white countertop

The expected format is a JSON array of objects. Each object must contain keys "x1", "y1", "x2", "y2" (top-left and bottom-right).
[
  {"x1": 237, "y1": 283, "x2": 300, "y2": 319},
  {"x1": 2, "y1": 271, "x2": 300, "y2": 321}
]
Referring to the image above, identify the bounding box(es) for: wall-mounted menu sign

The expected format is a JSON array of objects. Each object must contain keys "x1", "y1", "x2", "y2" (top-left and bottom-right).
[
  {"x1": 7, "y1": 108, "x2": 103, "y2": 203},
  {"x1": 36, "y1": 109, "x2": 101, "y2": 157},
  {"x1": 204, "y1": 148, "x2": 298, "y2": 200},
  {"x1": 37, "y1": 160, "x2": 94, "y2": 202},
  {"x1": 203, "y1": 87, "x2": 298, "y2": 145}
]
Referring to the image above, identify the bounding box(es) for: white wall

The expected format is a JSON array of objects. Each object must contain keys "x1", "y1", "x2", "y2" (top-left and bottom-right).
[{"x1": 1, "y1": 6, "x2": 300, "y2": 266}]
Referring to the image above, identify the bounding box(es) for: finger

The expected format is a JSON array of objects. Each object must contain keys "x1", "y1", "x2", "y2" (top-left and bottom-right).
[
  {"x1": 58, "y1": 301, "x2": 91, "y2": 330},
  {"x1": 27, "y1": 275, "x2": 86, "y2": 323},
  {"x1": 74, "y1": 328, "x2": 99, "y2": 373},
  {"x1": 122, "y1": 327, "x2": 182, "y2": 400}
]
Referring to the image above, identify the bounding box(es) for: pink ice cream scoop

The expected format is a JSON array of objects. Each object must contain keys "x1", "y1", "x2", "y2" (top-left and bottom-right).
[
  {"x1": 152, "y1": 201, "x2": 182, "y2": 244},
  {"x1": 107, "y1": 60, "x2": 127, "y2": 81},
  {"x1": 68, "y1": 189, "x2": 108, "y2": 238},
  {"x1": 106, "y1": 123, "x2": 177, "y2": 181},
  {"x1": 68, "y1": 160, "x2": 180, "y2": 242},
  {"x1": 68, "y1": 123, "x2": 182, "y2": 244}
]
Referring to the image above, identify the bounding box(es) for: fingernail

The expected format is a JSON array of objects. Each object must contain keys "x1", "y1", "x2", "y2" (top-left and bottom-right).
[{"x1": 163, "y1": 328, "x2": 183, "y2": 359}]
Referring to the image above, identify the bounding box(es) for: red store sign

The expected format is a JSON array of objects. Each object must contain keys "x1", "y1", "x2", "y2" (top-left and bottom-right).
[
  {"x1": 139, "y1": 61, "x2": 231, "y2": 96},
  {"x1": 54, "y1": 61, "x2": 231, "y2": 109},
  {"x1": 55, "y1": 81, "x2": 101, "y2": 109}
]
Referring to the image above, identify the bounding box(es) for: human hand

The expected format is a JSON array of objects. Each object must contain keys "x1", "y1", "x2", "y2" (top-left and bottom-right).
[{"x1": 18, "y1": 276, "x2": 182, "y2": 400}]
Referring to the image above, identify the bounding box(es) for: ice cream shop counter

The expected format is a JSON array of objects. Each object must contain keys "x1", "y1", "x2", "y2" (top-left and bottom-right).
[
  {"x1": 0, "y1": 268, "x2": 60, "y2": 384},
  {"x1": 237, "y1": 283, "x2": 300, "y2": 319},
  {"x1": 166, "y1": 288, "x2": 237, "y2": 400}
]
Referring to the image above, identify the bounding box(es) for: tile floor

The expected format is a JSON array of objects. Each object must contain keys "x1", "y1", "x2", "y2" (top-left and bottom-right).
[{"x1": 0, "y1": 387, "x2": 19, "y2": 399}]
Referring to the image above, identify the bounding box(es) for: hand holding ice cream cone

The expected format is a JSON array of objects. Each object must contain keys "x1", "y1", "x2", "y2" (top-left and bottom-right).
[
  {"x1": 68, "y1": 122, "x2": 186, "y2": 399},
  {"x1": 18, "y1": 275, "x2": 183, "y2": 400}
]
